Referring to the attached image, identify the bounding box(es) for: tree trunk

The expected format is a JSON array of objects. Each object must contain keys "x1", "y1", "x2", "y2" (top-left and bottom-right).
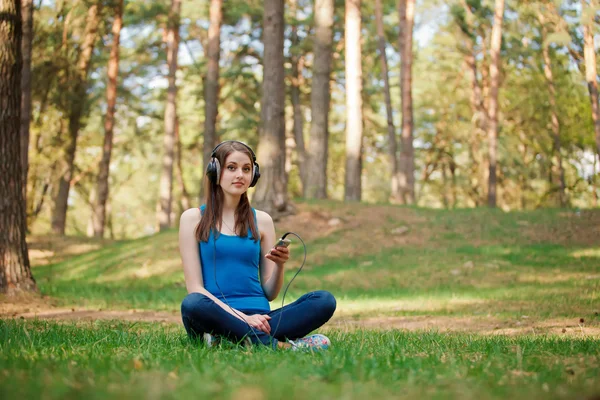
[
  {"x1": 397, "y1": 0, "x2": 415, "y2": 205},
  {"x1": 375, "y1": 0, "x2": 399, "y2": 202},
  {"x1": 289, "y1": 0, "x2": 307, "y2": 192},
  {"x1": 465, "y1": 47, "x2": 484, "y2": 205},
  {"x1": 305, "y1": 0, "x2": 334, "y2": 199},
  {"x1": 157, "y1": 0, "x2": 181, "y2": 231},
  {"x1": 449, "y1": 155, "x2": 457, "y2": 208},
  {"x1": 253, "y1": 0, "x2": 288, "y2": 217},
  {"x1": 441, "y1": 163, "x2": 449, "y2": 208},
  {"x1": 107, "y1": 198, "x2": 115, "y2": 240},
  {"x1": 479, "y1": 25, "x2": 490, "y2": 110},
  {"x1": 51, "y1": 2, "x2": 101, "y2": 235},
  {"x1": 486, "y1": 0, "x2": 504, "y2": 208},
  {"x1": 175, "y1": 115, "x2": 191, "y2": 211},
  {"x1": 518, "y1": 130, "x2": 529, "y2": 209},
  {"x1": 593, "y1": 154, "x2": 598, "y2": 208},
  {"x1": 0, "y1": 0, "x2": 37, "y2": 294},
  {"x1": 460, "y1": 0, "x2": 487, "y2": 206},
  {"x1": 86, "y1": 185, "x2": 97, "y2": 237},
  {"x1": 26, "y1": 45, "x2": 54, "y2": 228},
  {"x1": 202, "y1": 0, "x2": 221, "y2": 190},
  {"x1": 479, "y1": 24, "x2": 491, "y2": 197},
  {"x1": 20, "y1": 0, "x2": 33, "y2": 217},
  {"x1": 582, "y1": 0, "x2": 600, "y2": 162},
  {"x1": 93, "y1": 0, "x2": 123, "y2": 238},
  {"x1": 539, "y1": 16, "x2": 566, "y2": 207},
  {"x1": 344, "y1": 0, "x2": 363, "y2": 202}
]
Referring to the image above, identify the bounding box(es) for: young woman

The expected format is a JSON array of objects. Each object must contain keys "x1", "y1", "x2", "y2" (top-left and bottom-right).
[{"x1": 179, "y1": 140, "x2": 336, "y2": 350}]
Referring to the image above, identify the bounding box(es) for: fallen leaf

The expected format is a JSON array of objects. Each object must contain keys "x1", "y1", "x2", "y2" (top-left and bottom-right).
[{"x1": 133, "y1": 359, "x2": 143, "y2": 370}]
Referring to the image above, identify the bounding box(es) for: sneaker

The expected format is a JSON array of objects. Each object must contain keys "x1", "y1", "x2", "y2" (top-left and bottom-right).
[
  {"x1": 288, "y1": 334, "x2": 331, "y2": 351},
  {"x1": 204, "y1": 333, "x2": 252, "y2": 348},
  {"x1": 203, "y1": 333, "x2": 217, "y2": 347}
]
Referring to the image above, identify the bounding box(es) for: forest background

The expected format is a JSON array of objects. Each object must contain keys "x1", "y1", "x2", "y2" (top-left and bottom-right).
[
  {"x1": 16, "y1": 0, "x2": 600, "y2": 242},
  {"x1": 1, "y1": 0, "x2": 600, "y2": 293}
]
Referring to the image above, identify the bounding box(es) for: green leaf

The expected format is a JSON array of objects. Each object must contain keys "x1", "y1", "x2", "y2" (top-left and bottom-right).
[{"x1": 545, "y1": 31, "x2": 572, "y2": 47}]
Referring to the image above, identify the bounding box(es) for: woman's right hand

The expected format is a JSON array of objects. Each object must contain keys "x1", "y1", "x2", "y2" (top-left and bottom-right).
[{"x1": 243, "y1": 314, "x2": 271, "y2": 334}]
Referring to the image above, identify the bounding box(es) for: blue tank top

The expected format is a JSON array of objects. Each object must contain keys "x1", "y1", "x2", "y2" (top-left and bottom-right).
[{"x1": 198, "y1": 205, "x2": 270, "y2": 314}]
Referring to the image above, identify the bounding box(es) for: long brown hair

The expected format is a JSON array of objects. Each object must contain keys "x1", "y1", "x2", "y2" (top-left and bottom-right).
[{"x1": 195, "y1": 141, "x2": 259, "y2": 242}]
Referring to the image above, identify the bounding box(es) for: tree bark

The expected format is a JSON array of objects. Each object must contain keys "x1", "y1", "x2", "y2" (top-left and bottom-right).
[
  {"x1": 158, "y1": 0, "x2": 181, "y2": 231},
  {"x1": 461, "y1": 0, "x2": 488, "y2": 207},
  {"x1": 344, "y1": 0, "x2": 363, "y2": 201},
  {"x1": 486, "y1": 0, "x2": 504, "y2": 208},
  {"x1": 460, "y1": 0, "x2": 487, "y2": 206},
  {"x1": 539, "y1": 15, "x2": 566, "y2": 207},
  {"x1": 92, "y1": 0, "x2": 123, "y2": 238},
  {"x1": 289, "y1": 0, "x2": 307, "y2": 192},
  {"x1": 593, "y1": 154, "x2": 598, "y2": 208},
  {"x1": 20, "y1": 0, "x2": 33, "y2": 217},
  {"x1": 26, "y1": 25, "x2": 56, "y2": 228},
  {"x1": 305, "y1": 0, "x2": 334, "y2": 199},
  {"x1": 0, "y1": 0, "x2": 37, "y2": 294},
  {"x1": 518, "y1": 130, "x2": 529, "y2": 209},
  {"x1": 51, "y1": 2, "x2": 101, "y2": 234},
  {"x1": 465, "y1": 47, "x2": 484, "y2": 205},
  {"x1": 202, "y1": 0, "x2": 221, "y2": 188},
  {"x1": 375, "y1": 0, "x2": 399, "y2": 202},
  {"x1": 449, "y1": 154, "x2": 457, "y2": 208},
  {"x1": 175, "y1": 115, "x2": 191, "y2": 211},
  {"x1": 397, "y1": 0, "x2": 415, "y2": 204},
  {"x1": 582, "y1": 0, "x2": 600, "y2": 162},
  {"x1": 479, "y1": 23, "x2": 491, "y2": 194},
  {"x1": 253, "y1": 0, "x2": 288, "y2": 217}
]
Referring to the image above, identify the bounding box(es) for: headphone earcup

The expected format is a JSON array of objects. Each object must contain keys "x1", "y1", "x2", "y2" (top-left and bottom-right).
[
  {"x1": 250, "y1": 162, "x2": 260, "y2": 187},
  {"x1": 206, "y1": 158, "x2": 221, "y2": 185}
]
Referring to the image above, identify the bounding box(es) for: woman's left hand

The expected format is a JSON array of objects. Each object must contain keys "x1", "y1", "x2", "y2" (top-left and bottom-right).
[{"x1": 265, "y1": 245, "x2": 290, "y2": 266}]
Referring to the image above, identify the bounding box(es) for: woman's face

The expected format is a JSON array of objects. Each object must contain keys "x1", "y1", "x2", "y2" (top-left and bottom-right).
[{"x1": 219, "y1": 150, "x2": 253, "y2": 195}]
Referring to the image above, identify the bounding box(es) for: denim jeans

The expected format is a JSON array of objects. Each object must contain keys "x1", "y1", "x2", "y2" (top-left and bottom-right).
[{"x1": 180, "y1": 290, "x2": 337, "y2": 348}]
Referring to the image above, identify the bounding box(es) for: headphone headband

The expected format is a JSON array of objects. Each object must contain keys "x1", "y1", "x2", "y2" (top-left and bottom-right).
[{"x1": 210, "y1": 141, "x2": 256, "y2": 162}]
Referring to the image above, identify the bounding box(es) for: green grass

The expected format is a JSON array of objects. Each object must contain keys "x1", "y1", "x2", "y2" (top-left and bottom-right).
[
  {"x1": 31, "y1": 204, "x2": 600, "y2": 320},
  {"x1": 4, "y1": 202, "x2": 600, "y2": 399},
  {"x1": 1, "y1": 319, "x2": 599, "y2": 400}
]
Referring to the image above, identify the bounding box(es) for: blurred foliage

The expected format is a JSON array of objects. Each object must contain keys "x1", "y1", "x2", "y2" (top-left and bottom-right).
[{"x1": 26, "y1": 0, "x2": 600, "y2": 239}]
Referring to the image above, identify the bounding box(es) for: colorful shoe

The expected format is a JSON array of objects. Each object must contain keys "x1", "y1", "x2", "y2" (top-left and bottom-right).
[
  {"x1": 203, "y1": 333, "x2": 217, "y2": 347},
  {"x1": 288, "y1": 334, "x2": 331, "y2": 351},
  {"x1": 203, "y1": 333, "x2": 251, "y2": 348}
]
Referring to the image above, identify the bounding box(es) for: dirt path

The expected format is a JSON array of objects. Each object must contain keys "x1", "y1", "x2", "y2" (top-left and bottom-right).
[{"x1": 3, "y1": 298, "x2": 599, "y2": 337}]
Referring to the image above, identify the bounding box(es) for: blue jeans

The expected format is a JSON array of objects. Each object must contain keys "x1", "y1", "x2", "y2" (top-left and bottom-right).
[{"x1": 180, "y1": 290, "x2": 336, "y2": 348}]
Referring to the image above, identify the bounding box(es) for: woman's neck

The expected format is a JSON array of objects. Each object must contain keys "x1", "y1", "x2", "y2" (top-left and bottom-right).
[{"x1": 221, "y1": 192, "x2": 241, "y2": 215}]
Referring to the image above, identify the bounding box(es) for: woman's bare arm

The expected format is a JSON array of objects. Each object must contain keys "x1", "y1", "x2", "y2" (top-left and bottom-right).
[{"x1": 257, "y1": 210, "x2": 289, "y2": 301}]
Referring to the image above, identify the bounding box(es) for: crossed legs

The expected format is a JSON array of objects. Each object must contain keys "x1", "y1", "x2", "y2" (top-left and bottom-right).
[{"x1": 180, "y1": 290, "x2": 336, "y2": 348}]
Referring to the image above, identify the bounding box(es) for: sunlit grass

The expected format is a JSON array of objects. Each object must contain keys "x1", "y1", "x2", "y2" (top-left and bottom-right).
[
  {"x1": 29, "y1": 203, "x2": 600, "y2": 321},
  {"x1": 1, "y1": 319, "x2": 599, "y2": 400},
  {"x1": 571, "y1": 248, "x2": 600, "y2": 258},
  {"x1": 7, "y1": 203, "x2": 600, "y2": 399}
]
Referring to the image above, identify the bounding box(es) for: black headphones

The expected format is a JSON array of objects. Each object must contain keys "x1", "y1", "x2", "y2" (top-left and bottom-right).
[{"x1": 206, "y1": 140, "x2": 261, "y2": 187}]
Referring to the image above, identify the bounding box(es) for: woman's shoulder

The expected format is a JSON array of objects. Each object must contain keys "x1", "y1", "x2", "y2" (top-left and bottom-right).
[
  {"x1": 253, "y1": 208, "x2": 274, "y2": 226},
  {"x1": 180, "y1": 207, "x2": 202, "y2": 225}
]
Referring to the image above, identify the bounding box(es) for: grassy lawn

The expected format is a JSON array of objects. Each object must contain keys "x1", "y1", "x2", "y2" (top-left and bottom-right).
[
  {"x1": 1, "y1": 319, "x2": 599, "y2": 400},
  {"x1": 29, "y1": 202, "x2": 600, "y2": 322},
  {"x1": 2, "y1": 201, "x2": 600, "y2": 399}
]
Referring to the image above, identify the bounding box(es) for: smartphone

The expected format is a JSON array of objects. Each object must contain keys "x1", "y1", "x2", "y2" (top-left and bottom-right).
[
  {"x1": 268, "y1": 238, "x2": 291, "y2": 256},
  {"x1": 276, "y1": 238, "x2": 292, "y2": 248}
]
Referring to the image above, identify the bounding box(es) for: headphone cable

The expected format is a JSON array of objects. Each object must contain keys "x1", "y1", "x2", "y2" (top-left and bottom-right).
[
  {"x1": 212, "y1": 228, "x2": 307, "y2": 348},
  {"x1": 270, "y1": 231, "x2": 307, "y2": 340},
  {"x1": 212, "y1": 234, "x2": 264, "y2": 346},
  {"x1": 210, "y1": 189, "x2": 263, "y2": 346}
]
